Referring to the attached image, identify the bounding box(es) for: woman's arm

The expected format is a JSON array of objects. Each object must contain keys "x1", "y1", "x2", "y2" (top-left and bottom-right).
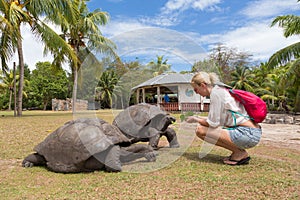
[{"x1": 186, "y1": 116, "x2": 209, "y2": 127}]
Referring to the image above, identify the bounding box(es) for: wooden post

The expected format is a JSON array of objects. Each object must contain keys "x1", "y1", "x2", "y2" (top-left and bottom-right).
[
  {"x1": 142, "y1": 88, "x2": 145, "y2": 103},
  {"x1": 157, "y1": 87, "x2": 161, "y2": 104},
  {"x1": 136, "y1": 89, "x2": 140, "y2": 103}
]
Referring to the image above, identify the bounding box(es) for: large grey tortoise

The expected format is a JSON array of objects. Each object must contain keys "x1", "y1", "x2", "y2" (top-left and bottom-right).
[
  {"x1": 22, "y1": 118, "x2": 156, "y2": 173},
  {"x1": 112, "y1": 103, "x2": 180, "y2": 149}
]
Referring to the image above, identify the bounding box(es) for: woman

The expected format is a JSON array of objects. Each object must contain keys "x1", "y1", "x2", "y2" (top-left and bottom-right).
[{"x1": 186, "y1": 72, "x2": 262, "y2": 165}]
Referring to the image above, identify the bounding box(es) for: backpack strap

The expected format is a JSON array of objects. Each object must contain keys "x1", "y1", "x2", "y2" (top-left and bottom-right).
[{"x1": 225, "y1": 110, "x2": 253, "y2": 130}]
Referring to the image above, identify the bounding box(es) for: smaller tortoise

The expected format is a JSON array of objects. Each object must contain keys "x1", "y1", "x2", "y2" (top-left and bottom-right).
[
  {"x1": 22, "y1": 118, "x2": 156, "y2": 173},
  {"x1": 113, "y1": 103, "x2": 180, "y2": 149}
]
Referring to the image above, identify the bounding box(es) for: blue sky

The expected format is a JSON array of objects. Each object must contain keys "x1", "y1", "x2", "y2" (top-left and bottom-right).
[
  {"x1": 11, "y1": 0, "x2": 300, "y2": 72},
  {"x1": 86, "y1": 0, "x2": 300, "y2": 72}
]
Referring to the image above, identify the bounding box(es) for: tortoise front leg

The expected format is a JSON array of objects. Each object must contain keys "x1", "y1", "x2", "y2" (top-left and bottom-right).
[
  {"x1": 120, "y1": 144, "x2": 156, "y2": 163},
  {"x1": 148, "y1": 133, "x2": 161, "y2": 149},
  {"x1": 161, "y1": 127, "x2": 180, "y2": 148}
]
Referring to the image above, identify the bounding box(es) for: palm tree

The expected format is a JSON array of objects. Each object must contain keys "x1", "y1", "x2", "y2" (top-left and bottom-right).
[
  {"x1": 96, "y1": 70, "x2": 120, "y2": 108},
  {"x1": 147, "y1": 55, "x2": 171, "y2": 76},
  {"x1": 268, "y1": 14, "x2": 300, "y2": 68},
  {"x1": 0, "y1": 69, "x2": 29, "y2": 110},
  {"x1": 229, "y1": 66, "x2": 258, "y2": 92},
  {"x1": 52, "y1": 0, "x2": 117, "y2": 113},
  {"x1": 0, "y1": 0, "x2": 77, "y2": 116},
  {"x1": 268, "y1": 12, "x2": 300, "y2": 112},
  {"x1": 2, "y1": 70, "x2": 19, "y2": 111}
]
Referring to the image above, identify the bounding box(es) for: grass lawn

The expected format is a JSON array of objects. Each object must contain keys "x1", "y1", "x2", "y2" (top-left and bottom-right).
[{"x1": 0, "y1": 110, "x2": 299, "y2": 199}]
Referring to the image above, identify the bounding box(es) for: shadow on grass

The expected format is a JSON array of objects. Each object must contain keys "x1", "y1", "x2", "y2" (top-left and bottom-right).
[{"x1": 182, "y1": 152, "x2": 225, "y2": 165}]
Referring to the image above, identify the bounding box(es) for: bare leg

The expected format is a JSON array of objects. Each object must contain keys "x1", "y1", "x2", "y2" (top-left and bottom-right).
[
  {"x1": 195, "y1": 125, "x2": 249, "y2": 162},
  {"x1": 120, "y1": 144, "x2": 156, "y2": 163}
]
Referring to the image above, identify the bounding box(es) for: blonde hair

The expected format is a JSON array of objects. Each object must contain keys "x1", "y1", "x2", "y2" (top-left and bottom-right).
[{"x1": 191, "y1": 72, "x2": 220, "y2": 86}]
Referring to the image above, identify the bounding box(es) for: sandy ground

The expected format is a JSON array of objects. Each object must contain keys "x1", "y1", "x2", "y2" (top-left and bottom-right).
[
  {"x1": 259, "y1": 123, "x2": 300, "y2": 150},
  {"x1": 173, "y1": 122, "x2": 300, "y2": 151}
]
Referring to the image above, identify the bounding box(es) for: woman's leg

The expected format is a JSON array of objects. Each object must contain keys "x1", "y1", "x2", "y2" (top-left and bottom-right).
[{"x1": 195, "y1": 125, "x2": 249, "y2": 162}]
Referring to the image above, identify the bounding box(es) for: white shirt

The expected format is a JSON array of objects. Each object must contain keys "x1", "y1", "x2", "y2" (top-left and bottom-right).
[{"x1": 206, "y1": 85, "x2": 249, "y2": 128}]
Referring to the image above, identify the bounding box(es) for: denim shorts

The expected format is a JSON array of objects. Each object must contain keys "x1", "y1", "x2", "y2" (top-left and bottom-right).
[{"x1": 228, "y1": 126, "x2": 262, "y2": 149}]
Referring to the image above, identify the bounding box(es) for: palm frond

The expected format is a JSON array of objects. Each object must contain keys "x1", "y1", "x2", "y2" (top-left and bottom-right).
[
  {"x1": 271, "y1": 15, "x2": 300, "y2": 37},
  {"x1": 267, "y1": 42, "x2": 300, "y2": 68},
  {"x1": 261, "y1": 94, "x2": 278, "y2": 101},
  {"x1": 30, "y1": 19, "x2": 78, "y2": 66}
]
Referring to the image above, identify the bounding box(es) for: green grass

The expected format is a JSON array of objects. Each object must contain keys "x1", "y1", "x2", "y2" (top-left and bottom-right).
[{"x1": 0, "y1": 110, "x2": 299, "y2": 199}]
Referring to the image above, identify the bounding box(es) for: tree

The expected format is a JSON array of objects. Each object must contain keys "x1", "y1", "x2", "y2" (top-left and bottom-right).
[
  {"x1": 0, "y1": 0, "x2": 77, "y2": 116},
  {"x1": 147, "y1": 55, "x2": 171, "y2": 76},
  {"x1": 229, "y1": 66, "x2": 258, "y2": 92},
  {"x1": 52, "y1": 0, "x2": 117, "y2": 113},
  {"x1": 0, "y1": 68, "x2": 29, "y2": 110},
  {"x1": 96, "y1": 70, "x2": 120, "y2": 109},
  {"x1": 191, "y1": 59, "x2": 219, "y2": 73},
  {"x1": 209, "y1": 44, "x2": 253, "y2": 83},
  {"x1": 30, "y1": 62, "x2": 69, "y2": 110},
  {"x1": 267, "y1": 12, "x2": 300, "y2": 112},
  {"x1": 1, "y1": 70, "x2": 19, "y2": 110}
]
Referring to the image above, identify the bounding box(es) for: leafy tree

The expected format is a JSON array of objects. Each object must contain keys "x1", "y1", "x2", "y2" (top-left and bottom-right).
[
  {"x1": 96, "y1": 70, "x2": 120, "y2": 109},
  {"x1": 191, "y1": 59, "x2": 219, "y2": 74},
  {"x1": 229, "y1": 66, "x2": 258, "y2": 92},
  {"x1": 147, "y1": 55, "x2": 171, "y2": 76},
  {"x1": 0, "y1": 0, "x2": 77, "y2": 116},
  {"x1": 1, "y1": 70, "x2": 19, "y2": 110},
  {"x1": 0, "y1": 68, "x2": 29, "y2": 110},
  {"x1": 30, "y1": 62, "x2": 69, "y2": 110},
  {"x1": 117, "y1": 60, "x2": 153, "y2": 108},
  {"x1": 209, "y1": 44, "x2": 252, "y2": 83},
  {"x1": 268, "y1": 12, "x2": 300, "y2": 112},
  {"x1": 52, "y1": 0, "x2": 117, "y2": 113}
]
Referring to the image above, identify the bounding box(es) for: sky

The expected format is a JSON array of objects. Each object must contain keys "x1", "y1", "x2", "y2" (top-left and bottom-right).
[{"x1": 9, "y1": 0, "x2": 300, "y2": 72}]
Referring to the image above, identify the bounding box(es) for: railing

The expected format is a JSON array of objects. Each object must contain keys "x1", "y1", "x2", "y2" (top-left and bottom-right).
[
  {"x1": 181, "y1": 103, "x2": 201, "y2": 112},
  {"x1": 159, "y1": 102, "x2": 179, "y2": 111},
  {"x1": 155, "y1": 102, "x2": 210, "y2": 112}
]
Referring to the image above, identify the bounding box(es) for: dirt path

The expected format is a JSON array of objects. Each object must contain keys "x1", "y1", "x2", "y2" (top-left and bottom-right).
[{"x1": 260, "y1": 123, "x2": 300, "y2": 150}]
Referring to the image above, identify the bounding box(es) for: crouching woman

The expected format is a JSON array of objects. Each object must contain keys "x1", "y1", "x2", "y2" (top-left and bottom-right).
[{"x1": 186, "y1": 72, "x2": 262, "y2": 165}]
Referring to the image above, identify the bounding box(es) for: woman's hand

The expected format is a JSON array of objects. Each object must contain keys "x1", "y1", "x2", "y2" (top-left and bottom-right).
[
  {"x1": 186, "y1": 116, "x2": 200, "y2": 123},
  {"x1": 186, "y1": 116, "x2": 209, "y2": 127}
]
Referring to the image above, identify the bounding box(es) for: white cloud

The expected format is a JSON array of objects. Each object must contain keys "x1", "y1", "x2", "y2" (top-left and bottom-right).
[
  {"x1": 101, "y1": 19, "x2": 153, "y2": 38},
  {"x1": 142, "y1": 0, "x2": 222, "y2": 26},
  {"x1": 241, "y1": 0, "x2": 300, "y2": 19},
  {"x1": 109, "y1": 27, "x2": 207, "y2": 71},
  {"x1": 195, "y1": 21, "x2": 299, "y2": 61},
  {"x1": 162, "y1": 0, "x2": 221, "y2": 13}
]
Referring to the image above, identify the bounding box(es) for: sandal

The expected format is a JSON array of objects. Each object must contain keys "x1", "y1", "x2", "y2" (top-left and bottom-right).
[{"x1": 224, "y1": 156, "x2": 251, "y2": 165}]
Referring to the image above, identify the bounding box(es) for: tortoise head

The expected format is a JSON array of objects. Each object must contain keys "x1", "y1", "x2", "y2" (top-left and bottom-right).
[{"x1": 150, "y1": 114, "x2": 176, "y2": 132}]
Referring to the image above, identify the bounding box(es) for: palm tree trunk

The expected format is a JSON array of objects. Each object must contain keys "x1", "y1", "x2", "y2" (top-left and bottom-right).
[
  {"x1": 43, "y1": 99, "x2": 48, "y2": 111},
  {"x1": 294, "y1": 85, "x2": 300, "y2": 113},
  {"x1": 17, "y1": 28, "x2": 25, "y2": 117},
  {"x1": 8, "y1": 89, "x2": 12, "y2": 111},
  {"x1": 72, "y1": 67, "x2": 78, "y2": 113}
]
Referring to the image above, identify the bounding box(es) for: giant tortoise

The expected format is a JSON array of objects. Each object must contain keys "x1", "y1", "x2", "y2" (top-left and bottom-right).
[
  {"x1": 22, "y1": 118, "x2": 156, "y2": 173},
  {"x1": 113, "y1": 103, "x2": 179, "y2": 149}
]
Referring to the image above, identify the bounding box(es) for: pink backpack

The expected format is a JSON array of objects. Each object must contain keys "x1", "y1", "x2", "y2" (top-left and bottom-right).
[{"x1": 228, "y1": 89, "x2": 267, "y2": 123}]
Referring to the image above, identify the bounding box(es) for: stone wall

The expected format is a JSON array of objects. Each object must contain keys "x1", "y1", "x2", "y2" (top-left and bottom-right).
[
  {"x1": 263, "y1": 114, "x2": 300, "y2": 125},
  {"x1": 52, "y1": 98, "x2": 88, "y2": 111}
]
